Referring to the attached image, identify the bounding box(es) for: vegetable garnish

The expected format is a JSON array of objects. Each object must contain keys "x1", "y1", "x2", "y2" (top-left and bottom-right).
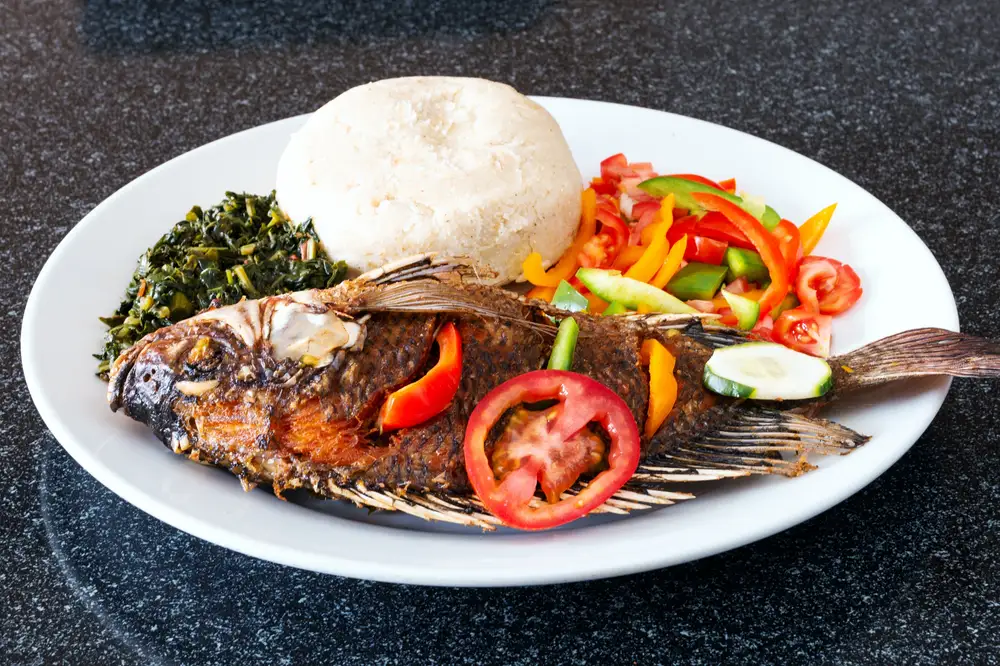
[
  {"x1": 692, "y1": 193, "x2": 790, "y2": 318},
  {"x1": 547, "y1": 318, "x2": 580, "y2": 371},
  {"x1": 773, "y1": 308, "x2": 833, "y2": 357},
  {"x1": 523, "y1": 188, "x2": 598, "y2": 287},
  {"x1": 463, "y1": 370, "x2": 641, "y2": 530},
  {"x1": 523, "y1": 154, "x2": 861, "y2": 354},
  {"x1": 703, "y1": 342, "x2": 833, "y2": 400},
  {"x1": 641, "y1": 340, "x2": 678, "y2": 438},
  {"x1": 95, "y1": 191, "x2": 347, "y2": 377},
  {"x1": 380, "y1": 322, "x2": 463, "y2": 431},
  {"x1": 795, "y1": 257, "x2": 863, "y2": 315},
  {"x1": 799, "y1": 203, "x2": 838, "y2": 255}
]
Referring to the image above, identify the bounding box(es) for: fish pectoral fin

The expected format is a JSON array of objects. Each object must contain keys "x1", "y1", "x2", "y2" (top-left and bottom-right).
[{"x1": 649, "y1": 409, "x2": 870, "y2": 478}]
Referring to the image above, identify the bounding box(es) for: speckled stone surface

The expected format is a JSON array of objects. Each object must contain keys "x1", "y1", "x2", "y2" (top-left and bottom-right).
[{"x1": 4, "y1": 0, "x2": 1000, "y2": 663}]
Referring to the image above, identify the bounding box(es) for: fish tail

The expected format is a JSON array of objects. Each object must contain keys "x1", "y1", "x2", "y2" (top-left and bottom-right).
[
  {"x1": 833, "y1": 328, "x2": 1000, "y2": 391},
  {"x1": 641, "y1": 409, "x2": 870, "y2": 479}
]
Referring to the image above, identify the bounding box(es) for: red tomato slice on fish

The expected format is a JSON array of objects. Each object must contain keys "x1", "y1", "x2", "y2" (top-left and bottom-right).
[
  {"x1": 773, "y1": 308, "x2": 833, "y2": 357},
  {"x1": 795, "y1": 256, "x2": 863, "y2": 314},
  {"x1": 463, "y1": 370, "x2": 641, "y2": 531},
  {"x1": 685, "y1": 236, "x2": 729, "y2": 265}
]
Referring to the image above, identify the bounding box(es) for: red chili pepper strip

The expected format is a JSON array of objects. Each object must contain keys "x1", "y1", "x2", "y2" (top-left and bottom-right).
[
  {"x1": 693, "y1": 193, "x2": 790, "y2": 317},
  {"x1": 380, "y1": 323, "x2": 462, "y2": 431}
]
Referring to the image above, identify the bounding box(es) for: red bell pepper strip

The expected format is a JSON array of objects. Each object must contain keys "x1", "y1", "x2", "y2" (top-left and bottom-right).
[
  {"x1": 668, "y1": 212, "x2": 755, "y2": 250},
  {"x1": 693, "y1": 193, "x2": 790, "y2": 317},
  {"x1": 772, "y1": 219, "x2": 803, "y2": 279},
  {"x1": 380, "y1": 322, "x2": 463, "y2": 431},
  {"x1": 668, "y1": 173, "x2": 727, "y2": 191}
]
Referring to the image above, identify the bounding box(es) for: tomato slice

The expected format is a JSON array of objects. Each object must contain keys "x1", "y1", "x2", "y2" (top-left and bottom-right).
[
  {"x1": 463, "y1": 370, "x2": 641, "y2": 531},
  {"x1": 773, "y1": 308, "x2": 833, "y2": 357},
  {"x1": 772, "y1": 219, "x2": 803, "y2": 278},
  {"x1": 685, "y1": 236, "x2": 728, "y2": 264},
  {"x1": 751, "y1": 313, "x2": 775, "y2": 341},
  {"x1": 668, "y1": 213, "x2": 755, "y2": 250},
  {"x1": 795, "y1": 256, "x2": 863, "y2": 314}
]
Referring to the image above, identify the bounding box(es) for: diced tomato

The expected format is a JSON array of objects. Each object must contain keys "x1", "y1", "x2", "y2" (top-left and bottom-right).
[
  {"x1": 627, "y1": 200, "x2": 661, "y2": 245},
  {"x1": 668, "y1": 173, "x2": 726, "y2": 191},
  {"x1": 668, "y1": 212, "x2": 755, "y2": 250},
  {"x1": 685, "y1": 236, "x2": 729, "y2": 265},
  {"x1": 773, "y1": 219, "x2": 803, "y2": 278},
  {"x1": 726, "y1": 276, "x2": 751, "y2": 294},
  {"x1": 773, "y1": 308, "x2": 833, "y2": 357},
  {"x1": 590, "y1": 177, "x2": 616, "y2": 196},
  {"x1": 751, "y1": 314, "x2": 775, "y2": 341},
  {"x1": 594, "y1": 205, "x2": 628, "y2": 261},
  {"x1": 463, "y1": 370, "x2": 641, "y2": 531},
  {"x1": 686, "y1": 300, "x2": 717, "y2": 313},
  {"x1": 577, "y1": 232, "x2": 617, "y2": 269},
  {"x1": 600, "y1": 153, "x2": 629, "y2": 185},
  {"x1": 795, "y1": 256, "x2": 863, "y2": 315}
]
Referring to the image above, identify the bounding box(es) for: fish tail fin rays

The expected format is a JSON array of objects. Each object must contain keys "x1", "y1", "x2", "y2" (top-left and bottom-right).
[
  {"x1": 833, "y1": 328, "x2": 1000, "y2": 391},
  {"x1": 646, "y1": 409, "x2": 870, "y2": 477},
  {"x1": 357, "y1": 253, "x2": 494, "y2": 286}
]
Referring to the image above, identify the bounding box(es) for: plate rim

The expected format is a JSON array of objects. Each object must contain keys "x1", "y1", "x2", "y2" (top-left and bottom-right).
[{"x1": 21, "y1": 95, "x2": 959, "y2": 586}]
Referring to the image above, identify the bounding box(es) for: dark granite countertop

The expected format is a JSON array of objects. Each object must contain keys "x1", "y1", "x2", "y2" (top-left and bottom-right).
[{"x1": 4, "y1": 1, "x2": 1000, "y2": 663}]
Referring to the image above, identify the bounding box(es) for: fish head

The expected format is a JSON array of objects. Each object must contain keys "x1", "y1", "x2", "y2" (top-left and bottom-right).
[{"x1": 107, "y1": 291, "x2": 366, "y2": 430}]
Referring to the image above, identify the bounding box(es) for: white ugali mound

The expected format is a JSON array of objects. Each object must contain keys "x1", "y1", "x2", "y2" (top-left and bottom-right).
[{"x1": 276, "y1": 77, "x2": 583, "y2": 283}]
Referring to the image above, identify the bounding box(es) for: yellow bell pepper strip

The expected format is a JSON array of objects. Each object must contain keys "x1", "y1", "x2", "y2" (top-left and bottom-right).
[
  {"x1": 640, "y1": 339, "x2": 678, "y2": 438},
  {"x1": 799, "y1": 203, "x2": 837, "y2": 255},
  {"x1": 612, "y1": 245, "x2": 646, "y2": 271},
  {"x1": 693, "y1": 193, "x2": 789, "y2": 318},
  {"x1": 523, "y1": 189, "x2": 599, "y2": 287},
  {"x1": 526, "y1": 285, "x2": 556, "y2": 302},
  {"x1": 650, "y1": 235, "x2": 688, "y2": 289},
  {"x1": 636, "y1": 303, "x2": 653, "y2": 314},
  {"x1": 626, "y1": 195, "x2": 674, "y2": 283}
]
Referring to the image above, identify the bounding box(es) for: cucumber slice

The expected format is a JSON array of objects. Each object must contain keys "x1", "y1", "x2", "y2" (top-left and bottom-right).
[
  {"x1": 603, "y1": 301, "x2": 628, "y2": 316},
  {"x1": 720, "y1": 290, "x2": 760, "y2": 330},
  {"x1": 551, "y1": 280, "x2": 588, "y2": 313},
  {"x1": 547, "y1": 317, "x2": 580, "y2": 370},
  {"x1": 576, "y1": 268, "x2": 698, "y2": 314},
  {"x1": 703, "y1": 342, "x2": 833, "y2": 400}
]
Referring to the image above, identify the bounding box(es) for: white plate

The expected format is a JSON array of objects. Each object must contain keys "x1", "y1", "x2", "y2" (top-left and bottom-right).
[{"x1": 21, "y1": 97, "x2": 958, "y2": 587}]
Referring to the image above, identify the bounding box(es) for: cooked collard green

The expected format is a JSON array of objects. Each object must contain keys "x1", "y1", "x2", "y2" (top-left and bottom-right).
[{"x1": 96, "y1": 191, "x2": 347, "y2": 377}]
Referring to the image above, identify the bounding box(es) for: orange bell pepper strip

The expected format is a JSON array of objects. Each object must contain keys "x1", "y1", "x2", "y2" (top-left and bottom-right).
[
  {"x1": 650, "y1": 235, "x2": 688, "y2": 289},
  {"x1": 612, "y1": 245, "x2": 646, "y2": 271},
  {"x1": 640, "y1": 339, "x2": 678, "y2": 438},
  {"x1": 799, "y1": 203, "x2": 837, "y2": 255},
  {"x1": 693, "y1": 193, "x2": 789, "y2": 317},
  {"x1": 523, "y1": 189, "x2": 599, "y2": 287},
  {"x1": 526, "y1": 285, "x2": 556, "y2": 302},
  {"x1": 584, "y1": 292, "x2": 608, "y2": 314},
  {"x1": 719, "y1": 177, "x2": 737, "y2": 193},
  {"x1": 380, "y1": 323, "x2": 462, "y2": 431},
  {"x1": 626, "y1": 195, "x2": 674, "y2": 283}
]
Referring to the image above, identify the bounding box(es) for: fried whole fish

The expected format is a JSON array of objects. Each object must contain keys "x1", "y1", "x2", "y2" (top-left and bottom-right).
[{"x1": 107, "y1": 255, "x2": 1000, "y2": 528}]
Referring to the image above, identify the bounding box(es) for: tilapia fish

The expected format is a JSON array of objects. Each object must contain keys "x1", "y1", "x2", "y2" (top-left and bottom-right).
[{"x1": 107, "y1": 255, "x2": 1000, "y2": 528}]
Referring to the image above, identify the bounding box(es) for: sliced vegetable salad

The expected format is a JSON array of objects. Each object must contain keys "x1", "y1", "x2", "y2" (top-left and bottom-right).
[{"x1": 522, "y1": 154, "x2": 863, "y2": 357}]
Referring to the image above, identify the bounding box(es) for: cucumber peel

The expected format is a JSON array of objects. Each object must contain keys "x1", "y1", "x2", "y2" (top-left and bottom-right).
[
  {"x1": 720, "y1": 290, "x2": 760, "y2": 330},
  {"x1": 703, "y1": 342, "x2": 833, "y2": 400},
  {"x1": 547, "y1": 317, "x2": 580, "y2": 370},
  {"x1": 576, "y1": 268, "x2": 698, "y2": 314}
]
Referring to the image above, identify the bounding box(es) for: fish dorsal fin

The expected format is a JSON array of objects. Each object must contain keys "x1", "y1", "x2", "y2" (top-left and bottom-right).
[{"x1": 357, "y1": 253, "x2": 494, "y2": 286}]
